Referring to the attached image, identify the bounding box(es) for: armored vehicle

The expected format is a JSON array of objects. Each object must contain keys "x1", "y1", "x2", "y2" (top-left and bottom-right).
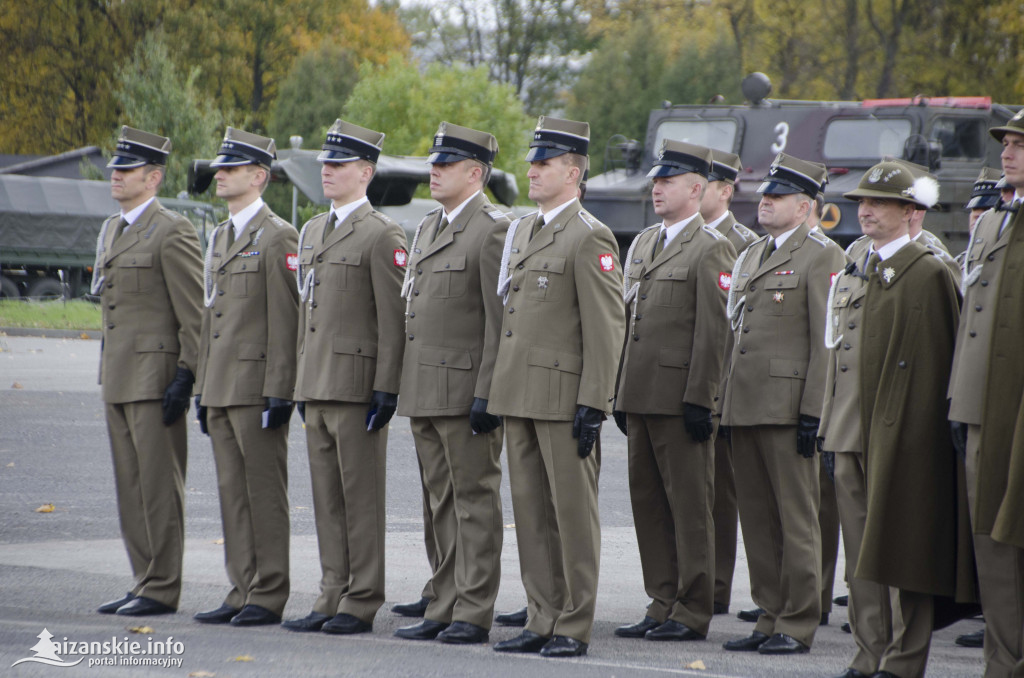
[{"x1": 583, "y1": 73, "x2": 1021, "y2": 252}]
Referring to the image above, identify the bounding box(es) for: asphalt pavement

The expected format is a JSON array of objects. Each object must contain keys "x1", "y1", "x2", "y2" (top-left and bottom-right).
[{"x1": 0, "y1": 333, "x2": 985, "y2": 676}]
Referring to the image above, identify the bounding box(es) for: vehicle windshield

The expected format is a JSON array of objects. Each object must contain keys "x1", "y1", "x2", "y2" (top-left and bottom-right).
[
  {"x1": 824, "y1": 118, "x2": 912, "y2": 161},
  {"x1": 653, "y1": 120, "x2": 738, "y2": 160}
]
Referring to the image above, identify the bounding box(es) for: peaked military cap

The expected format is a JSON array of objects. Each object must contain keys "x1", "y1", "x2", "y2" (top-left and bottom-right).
[
  {"x1": 708, "y1": 149, "x2": 743, "y2": 184},
  {"x1": 428, "y1": 121, "x2": 497, "y2": 165},
  {"x1": 525, "y1": 116, "x2": 589, "y2": 162},
  {"x1": 843, "y1": 159, "x2": 940, "y2": 209},
  {"x1": 318, "y1": 119, "x2": 385, "y2": 164},
  {"x1": 107, "y1": 126, "x2": 171, "y2": 169},
  {"x1": 210, "y1": 127, "x2": 276, "y2": 168},
  {"x1": 758, "y1": 153, "x2": 827, "y2": 198},
  {"x1": 989, "y1": 108, "x2": 1024, "y2": 142},
  {"x1": 966, "y1": 167, "x2": 1004, "y2": 210},
  {"x1": 647, "y1": 139, "x2": 713, "y2": 179}
]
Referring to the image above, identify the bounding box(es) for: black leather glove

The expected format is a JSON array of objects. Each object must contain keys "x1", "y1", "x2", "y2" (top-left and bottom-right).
[
  {"x1": 613, "y1": 409, "x2": 628, "y2": 436},
  {"x1": 718, "y1": 424, "x2": 731, "y2": 442},
  {"x1": 367, "y1": 390, "x2": 398, "y2": 431},
  {"x1": 162, "y1": 367, "x2": 194, "y2": 425},
  {"x1": 297, "y1": 401, "x2": 306, "y2": 423},
  {"x1": 195, "y1": 394, "x2": 208, "y2": 435},
  {"x1": 950, "y1": 420, "x2": 968, "y2": 460},
  {"x1": 572, "y1": 405, "x2": 603, "y2": 459},
  {"x1": 469, "y1": 397, "x2": 502, "y2": 434},
  {"x1": 265, "y1": 397, "x2": 294, "y2": 429},
  {"x1": 683, "y1": 403, "x2": 713, "y2": 443},
  {"x1": 817, "y1": 438, "x2": 835, "y2": 482},
  {"x1": 797, "y1": 414, "x2": 820, "y2": 459}
]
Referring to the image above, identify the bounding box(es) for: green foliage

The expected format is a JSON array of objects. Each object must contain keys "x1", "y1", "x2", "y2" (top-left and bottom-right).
[
  {"x1": 344, "y1": 57, "x2": 533, "y2": 204},
  {"x1": 0, "y1": 300, "x2": 101, "y2": 331},
  {"x1": 113, "y1": 33, "x2": 224, "y2": 198},
  {"x1": 268, "y1": 41, "x2": 361, "y2": 149}
]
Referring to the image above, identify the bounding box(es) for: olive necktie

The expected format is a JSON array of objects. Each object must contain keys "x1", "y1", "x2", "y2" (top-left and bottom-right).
[
  {"x1": 431, "y1": 216, "x2": 450, "y2": 245},
  {"x1": 323, "y1": 211, "x2": 337, "y2": 243},
  {"x1": 760, "y1": 238, "x2": 776, "y2": 265},
  {"x1": 652, "y1": 228, "x2": 667, "y2": 259}
]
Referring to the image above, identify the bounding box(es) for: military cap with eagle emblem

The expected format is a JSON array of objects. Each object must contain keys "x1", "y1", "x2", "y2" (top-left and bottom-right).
[
  {"x1": 758, "y1": 152, "x2": 828, "y2": 198},
  {"x1": 318, "y1": 119, "x2": 385, "y2": 164},
  {"x1": 210, "y1": 127, "x2": 276, "y2": 169},
  {"x1": 107, "y1": 126, "x2": 171, "y2": 169},
  {"x1": 525, "y1": 116, "x2": 589, "y2": 161},
  {"x1": 646, "y1": 139, "x2": 713, "y2": 178},
  {"x1": 427, "y1": 121, "x2": 497, "y2": 165}
]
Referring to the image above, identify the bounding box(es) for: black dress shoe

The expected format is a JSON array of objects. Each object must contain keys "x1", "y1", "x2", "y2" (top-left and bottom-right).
[
  {"x1": 723, "y1": 631, "x2": 770, "y2": 652},
  {"x1": 841, "y1": 621, "x2": 852, "y2": 633},
  {"x1": 832, "y1": 670, "x2": 868, "y2": 678},
  {"x1": 98, "y1": 593, "x2": 135, "y2": 614},
  {"x1": 645, "y1": 619, "x2": 705, "y2": 641},
  {"x1": 955, "y1": 629, "x2": 984, "y2": 647},
  {"x1": 614, "y1": 615, "x2": 661, "y2": 638},
  {"x1": 322, "y1": 613, "x2": 372, "y2": 635},
  {"x1": 282, "y1": 612, "x2": 331, "y2": 632},
  {"x1": 737, "y1": 606, "x2": 765, "y2": 622},
  {"x1": 834, "y1": 594, "x2": 849, "y2": 606},
  {"x1": 116, "y1": 596, "x2": 175, "y2": 616},
  {"x1": 540, "y1": 635, "x2": 588, "y2": 657},
  {"x1": 713, "y1": 602, "x2": 729, "y2": 615},
  {"x1": 230, "y1": 604, "x2": 281, "y2": 626},
  {"x1": 391, "y1": 597, "x2": 430, "y2": 617},
  {"x1": 821, "y1": 612, "x2": 830, "y2": 626},
  {"x1": 194, "y1": 604, "x2": 240, "y2": 624},
  {"x1": 757, "y1": 633, "x2": 809, "y2": 655},
  {"x1": 493, "y1": 630, "x2": 550, "y2": 653},
  {"x1": 438, "y1": 621, "x2": 489, "y2": 644},
  {"x1": 495, "y1": 606, "x2": 528, "y2": 626},
  {"x1": 394, "y1": 619, "x2": 449, "y2": 640}
]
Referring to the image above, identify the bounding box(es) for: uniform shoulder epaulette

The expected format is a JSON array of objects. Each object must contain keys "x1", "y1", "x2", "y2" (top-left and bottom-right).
[
  {"x1": 844, "y1": 234, "x2": 868, "y2": 255},
  {"x1": 731, "y1": 223, "x2": 755, "y2": 242},
  {"x1": 701, "y1": 224, "x2": 725, "y2": 240},
  {"x1": 425, "y1": 206, "x2": 442, "y2": 216},
  {"x1": 577, "y1": 209, "x2": 600, "y2": 230},
  {"x1": 269, "y1": 214, "x2": 290, "y2": 229},
  {"x1": 926, "y1": 243, "x2": 955, "y2": 262},
  {"x1": 806, "y1": 229, "x2": 829, "y2": 247},
  {"x1": 487, "y1": 208, "x2": 510, "y2": 221}
]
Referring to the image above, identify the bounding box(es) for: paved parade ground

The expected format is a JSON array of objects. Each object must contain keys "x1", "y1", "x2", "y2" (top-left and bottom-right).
[{"x1": 0, "y1": 334, "x2": 985, "y2": 677}]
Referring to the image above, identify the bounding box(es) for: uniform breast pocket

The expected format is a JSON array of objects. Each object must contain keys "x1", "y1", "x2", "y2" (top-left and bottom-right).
[
  {"x1": 428, "y1": 255, "x2": 468, "y2": 299},
  {"x1": 230, "y1": 258, "x2": 260, "y2": 297},
  {"x1": 650, "y1": 266, "x2": 690, "y2": 306},
  {"x1": 525, "y1": 256, "x2": 566, "y2": 302},
  {"x1": 325, "y1": 250, "x2": 362, "y2": 291},
  {"x1": 763, "y1": 274, "x2": 801, "y2": 315},
  {"x1": 117, "y1": 253, "x2": 154, "y2": 294}
]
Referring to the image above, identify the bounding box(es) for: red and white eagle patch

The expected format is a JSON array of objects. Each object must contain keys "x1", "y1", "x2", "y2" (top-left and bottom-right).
[
  {"x1": 286, "y1": 253, "x2": 298, "y2": 272},
  {"x1": 830, "y1": 272, "x2": 839, "y2": 286},
  {"x1": 599, "y1": 253, "x2": 615, "y2": 272},
  {"x1": 394, "y1": 249, "x2": 408, "y2": 267},
  {"x1": 718, "y1": 271, "x2": 732, "y2": 291}
]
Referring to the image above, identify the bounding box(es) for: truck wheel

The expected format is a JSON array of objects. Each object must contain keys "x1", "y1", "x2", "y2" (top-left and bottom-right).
[
  {"x1": 27, "y1": 278, "x2": 65, "y2": 300},
  {"x1": 0, "y1": 276, "x2": 19, "y2": 299}
]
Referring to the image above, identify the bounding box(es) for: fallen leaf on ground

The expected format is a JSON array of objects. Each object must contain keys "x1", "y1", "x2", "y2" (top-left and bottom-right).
[
  {"x1": 127, "y1": 626, "x2": 154, "y2": 634},
  {"x1": 34, "y1": 503, "x2": 55, "y2": 513},
  {"x1": 504, "y1": 523, "x2": 515, "y2": 528},
  {"x1": 12, "y1": 382, "x2": 23, "y2": 389},
  {"x1": 80, "y1": 333, "x2": 90, "y2": 340},
  {"x1": 213, "y1": 538, "x2": 224, "y2": 545},
  {"x1": 6, "y1": 462, "x2": 13, "y2": 467},
  {"x1": 685, "y1": 659, "x2": 706, "y2": 670},
  {"x1": 233, "y1": 655, "x2": 253, "y2": 662},
  {"x1": 188, "y1": 672, "x2": 216, "y2": 678}
]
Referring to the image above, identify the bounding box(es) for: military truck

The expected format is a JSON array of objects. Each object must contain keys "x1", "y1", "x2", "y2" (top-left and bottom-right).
[
  {"x1": 0, "y1": 174, "x2": 219, "y2": 299},
  {"x1": 583, "y1": 73, "x2": 1021, "y2": 252}
]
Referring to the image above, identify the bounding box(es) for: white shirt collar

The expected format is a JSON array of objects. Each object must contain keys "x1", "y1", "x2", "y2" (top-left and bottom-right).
[
  {"x1": 871, "y1": 233, "x2": 911, "y2": 261},
  {"x1": 230, "y1": 197, "x2": 265, "y2": 240},
  {"x1": 771, "y1": 223, "x2": 801, "y2": 249},
  {"x1": 703, "y1": 211, "x2": 729, "y2": 231},
  {"x1": 540, "y1": 198, "x2": 576, "y2": 225},
  {"x1": 660, "y1": 212, "x2": 700, "y2": 249},
  {"x1": 442, "y1": 191, "x2": 480, "y2": 225},
  {"x1": 121, "y1": 197, "x2": 155, "y2": 226},
  {"x1": 331, "y1": 196, "x2": 369, "y2": 226}
]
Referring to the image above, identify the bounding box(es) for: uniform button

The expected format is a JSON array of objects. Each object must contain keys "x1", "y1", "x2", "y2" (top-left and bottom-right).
[
  {"x1": 853, "y1": 302, "x2": 860, "y2": 309},
  {"x1": 981, "y1": 280, "x2": 989, "y2": 286},
  {"x1": 340, "y1": 257, "x2": 346, "y2": 262},
  {"x1": 747, "y1": 305, "x2": 753, "y2": 312},
  {"x1": 312, "y1": 301, "x2": 318, "y2": 308},
  {"x1": 445, "y1": 263, "x2": 451, "y2": 269},
  {"x1": 317, "y1": 256, "x2": 323, "y2": 263},
  {"x1": 213, "y1": 332, "x2": 220, "y2": 339},
  {"x1": 512, "y1": 285, "x2": 520, "y2": 292},
  {"x1": 793, "y1": 369, "x2": 799, "y2": 376},
  {"x1": 644, "y1": 274, "x2": 651, "y2": 280},
  {"x1": 749, "y1": 284, "x2": 756, "y2": 291},
  {"x1": 414, "y1": 290, "x2": 420, "y2": 296},
  {"x1": 260, "y1": 352, "x2": 266, "y2": 359},
  {"x1": 840, "y1": 365, "x2": 847, "y2": 372},
  {"x1": 517, "y1": 264, "x2": 524, "y2": 270},
  {"x1": 218, "y1": 290, "x2": 224, "y2": 296},
  {"x1": 356, "y1": 348, "x2": 361, "y2": 354},
  {"x1": 898, "y1": 360, "x2": 907, "y2": 368},
  {"x1": 107, "y1": 282, "x2": 113, "y2": 288},
  {"x1": 640, "y1": 294, "x2": 647, "y2": 300},
  {"x1": 107, "y1": 323, "x2": 115, "y2": 329},
  {"x1": 409, "y1": 334, "x2": 415, "y2": 340},
  {"x1": 506, "y1": 330, "x2": 512, "y2": 337},
  {"x1": 975, "y1": 304, "x2": 982, "y2": 311},
  {"x1": 417, "y1": 268, "x2": 422, "y2": 274},
  {"x1": 440, "y1": 359, "x2": 446, "y2": 365},
  {"x1": 633, "y1": 335, "x2": 639, "y2": 341},
  {"x1": 684, "y1": 361, "x2": 690, "y2": 367},
  {"x1": 220, "y1": 270, "x2": 226, "y2": 275},
  {"x1": 543, "y1": 263, "x2": 549, "y2": 269},
  {"x1": 215, "y1": 311, "x2": 222, "y2": 317},
  {"x1": 739, "y1": 348, "x2": 747, "y2": 354},
  {"x1": 409, "y1": 312, "x2": 415, "y2": 318},
  {"x1": 315, "y1": 279, "x2": 321, "y2": 285},
  {"x1": 509, "y1": 307, "x2": 514, "y2": 313},
  {"x1": 636, "y1": 314, "x2": 642, "y2": 320},
  {"x1": 742, "y1": 327, "x2": 750, "y2": 334},
  {"x1": 158, "y1": 343, "x2": 164, "y2": 349},
  {"x1": 969, "y1": 330, "x2": 977, "y2": 337},
  {"x1": 310, "y1": 327, "x2": 316, "y2": 332},
  {"x1": 108, "y1": 303, "x2": 115, "y2": 310},
  {"x1": 848, "y1": 322, "x2": 856, "y2": 330},
  {"x1": 843, "y1": 343, "x2": 851, "y2": 350},
  {"x1": 987, "y1": 254, "x2": 995, "y2": 261},
  {"x1": 554, "y1": 360, "x2": 560, "y2": 367}
]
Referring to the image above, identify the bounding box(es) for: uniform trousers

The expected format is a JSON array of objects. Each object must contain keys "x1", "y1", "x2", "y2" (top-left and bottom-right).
[
  {"x1": 966, "y1": 425, "x2": 1024, "y2": 678},
  {"x1": 504, "y1": 416, "x2": 600, "y2": 644},
  {"x1": 207, "y1": 404, "x2": 290, "y2": 615},
  {"x1": 836, "y1": 450, "x2": 936, "y2": 677},
  {"x1": 412, "y1": 416, "x2": 503, "y2": 628},
  {"x1": 305, "y1": 401, "x2": 386, "y2": 622},
  {"x1": 415, "y1": 451, "x2": 442, "y2": 604},
  {"x1": 105, "y1": 400, "x2": 187, "y2": 608},
  {"x1": 712, "y1": 420, "x2": 738, "y2": 608},
  {"x1": 732, "y1": 425, "x2": 821, "y2": 647},
  {"x1": 820, "y1": 458, "x2": 841, "y2": 616},
  {"x1": 627, "y1": 413, "x2": 715, "y2": 635}
]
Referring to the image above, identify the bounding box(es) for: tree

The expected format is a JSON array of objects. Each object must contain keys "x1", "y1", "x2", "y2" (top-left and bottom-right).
[
  {"x1": 112, "y1": 32, "x2": 223, "y2": 198},
  {"x1": 344, "y1": 57, "x2": 533, "y2": 202}
]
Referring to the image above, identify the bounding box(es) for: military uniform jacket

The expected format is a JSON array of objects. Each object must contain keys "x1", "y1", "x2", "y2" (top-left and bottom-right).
[
  {"x1": 848, "y1": 231, "x2": 961, "y2": 285},
  {"x1": 97, "y1": 199, "x2": 203, "y2": 403},
  {"x1": 293, "y1": 203, "x2": 406, "y2": 403},
  {"x1": 721, "y1": 224, "x2": 845, "y2": 426},
  {"x1": 196, "y1": 205, "x2": 299, "y2": 407},
  {"x1": 397, "y1": 193, "x2": 510, "y2": 417},
  {"x1": 488, "y1": 199, "x2": 625, "y2": 420},
  {"x1": 616, "y1": 215, "x2": 735, "y2": 414},
  {"x1": 955, "y1": 205, "x2": 1024, "y2": 548},
  {"x1": 713, "y1": 212, "x2": 756, "y2": 413}
]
